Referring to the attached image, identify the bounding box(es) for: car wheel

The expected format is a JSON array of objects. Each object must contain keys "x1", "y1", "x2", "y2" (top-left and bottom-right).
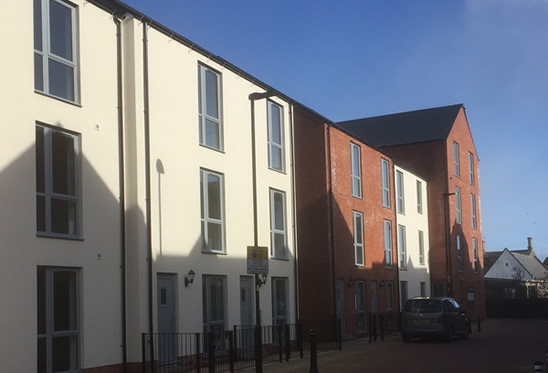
[
  {"x1": 402, "y1": 334, "x2": 411, "y2": 343},
  {"x1": 462, "y1": 324, "x2": 469, "y2": 340}
]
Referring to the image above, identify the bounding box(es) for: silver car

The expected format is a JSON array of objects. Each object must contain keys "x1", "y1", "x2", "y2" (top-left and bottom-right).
[{"x1": 401, "y1": 297, "x2": 470, "y2": 342}]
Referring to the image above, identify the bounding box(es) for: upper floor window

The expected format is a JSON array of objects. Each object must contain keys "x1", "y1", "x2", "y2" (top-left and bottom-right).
[
  {"x1": 267, "y1": 101, "x2": 285, "y2": 172},
  {"x1": 198, "y1": 64, "x2": 222, "y2": 150},
  {"x1": 384, "y1": 220, "x2": 392, "y2": 268},
  {"x1": 455, "y1": 186, "x2": 462, "y2": 225},
  {"x1": 396, "y1": 171, "x2": 405, "y2": 214},
  {"x1": 471, "y1": 193, "x2": 477, "y2": 230},
  {"x1": 350, "y1": 143, "x2": 362, "y2": 198},
  {"x1": 453, "y1": 142, "x2": 460, "y2": 177},
  {"x1": 270, "y1": 189, "x2": 288, "y2": 259},
  {"x1": 398, "y1": 225, "x2": 407, "y2": 269},
  {"x1": 34, "y1": 0, "x2": 78, "y2": 103},
  {"x1": 36, "y1": 124, "x2": 80, "y2": 238},
  {"x1": 381, "y1": 159, "x2": 390, "y2": 208},
  {"x1": 416, "y1": 180, "x2": 423, "y2": 214},
  {"x1": 353, "y1": 211, "x2": 364, "y2": 266},
  {"x1": 418, "y1": 230, "x2": 425, "y2": 265},
  {"x1": 200, "y1": 169, "x2": 225, "y2": 253},
  {"x1": 468, "y1": 152, "x2": 475, "y2": 185}
]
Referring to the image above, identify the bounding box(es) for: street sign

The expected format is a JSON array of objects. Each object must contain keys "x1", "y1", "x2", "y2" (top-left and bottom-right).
[{"x1": 247, "y1": 246, "x2": 269, "y2": 274}]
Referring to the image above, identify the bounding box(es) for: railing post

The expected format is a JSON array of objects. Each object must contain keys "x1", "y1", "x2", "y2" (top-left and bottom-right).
[
  {"x1": 477, "y1": 317, "x2": 482, "y2": 332},
  {"x1": 309, "y1": 329, "x2": 319, "y2": 373},
  {"x1": 278, "y1": 324, "x2": 283, "y2": 362},
  {"x1": 545, "y1": 349, "x2": 548, "y2": 368},
  {"x1": 380, "y1": 314, "x2": 385, "y2": 341},
  {"x1": 208, "y1": 332, "x2": 215, "y2": 373},
  {"x1": 195, "y1": 333, "x2": 201, "y2": 373},
  {"x1": 337, "y1": 318, "x2": 342, "y2": 351},
  {"x1": 373, "y1": 314, "x2": 377, "y2": 342},
  {"x1": 254, "y1": 325, "x2": 263, "y2": 373},
  {"x1": 285, "y1": 324, "x2": 291, "y2": 361},
  {"x1": 226, "y1": 330, "x2": 235, "y2": 373},
  {"x1": 141, "y1": 333, "x2": 147, "y2": 373},
  {"x1": 368, "y1": 313, "x2": 372, "y2": 343},
  {"x1": 297, "y1": 322, "x2": 304, "y2": 359}
]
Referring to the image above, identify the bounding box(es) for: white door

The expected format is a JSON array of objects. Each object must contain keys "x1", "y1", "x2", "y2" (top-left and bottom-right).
[{"x1": 157, "y1": 274, "x2": 177, "y2": 363}]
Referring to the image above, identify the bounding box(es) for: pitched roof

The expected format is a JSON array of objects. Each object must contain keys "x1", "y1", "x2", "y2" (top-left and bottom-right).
[
  {"x1": 512, "y1": 253, "x2": 548, "y2": 280},
  {"x1": 337, "y1": 104, "x2": 463, "y2": 147}
]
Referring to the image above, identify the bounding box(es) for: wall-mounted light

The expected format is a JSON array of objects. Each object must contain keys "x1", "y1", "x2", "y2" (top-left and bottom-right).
[
  {"x1": 380, "y1": 280, "x2": 386, "y2": 288},
  {"x1": 184, "y1": 270, "x2": 196, "y2": 287},
  {"x1": 257, "y1": 273, "x2": 268, "y2": 287},
  {"x1": 347, "y1": 279, "x2": 355, "y2": 288}
]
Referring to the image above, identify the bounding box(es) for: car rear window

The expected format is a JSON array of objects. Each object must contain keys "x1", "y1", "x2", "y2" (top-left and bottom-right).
[{"x1": 404, "y1": 299, "x2": 441, "y2": 313}]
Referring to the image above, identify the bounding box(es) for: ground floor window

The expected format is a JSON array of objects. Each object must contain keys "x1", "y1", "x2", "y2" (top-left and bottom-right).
[
  {"x1": 37, "y1": 267, "x2": 80, "y2": 373},
  {"x1": 272, "y1": 277, "x2": 289, "y2": 325},
  {"x1": 355, "y1": 280, "x2": 366, "y2": 333}
]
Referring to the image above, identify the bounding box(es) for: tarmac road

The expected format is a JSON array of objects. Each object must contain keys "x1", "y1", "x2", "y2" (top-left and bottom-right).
[{"x1": 246, "y1": 319, "x2": 548, "y2": 373}]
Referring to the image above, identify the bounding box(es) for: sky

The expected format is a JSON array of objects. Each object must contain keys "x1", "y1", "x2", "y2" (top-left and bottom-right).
[{"x1": 123, "y1": 0, "x2": 548, "y2": 260}]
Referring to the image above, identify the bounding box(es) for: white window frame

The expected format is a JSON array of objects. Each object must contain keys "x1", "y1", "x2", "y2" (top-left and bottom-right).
[
  {"x1": 198, "y1": 64, "x2": 223, "y2": 151},
  {"x1": 416, "y1": 180, "x2": 423, "y2": 214},
  {"x1": 270, "y1": 189, "x2": 288, "y2": 259},
  {"x1": 200, "y1": 169, "x2": 225, "y2": 253},
  {"x1": 34, "y1": 0, "x2": 79, "y2": 103},
  {"x1": 468, "y1": 152, "x2": 475, "y2": 185},
  {"x1": 471, "y1": 193, "x2": 477, "y2": 230},
  {"x1": 473, "y1": 238, "x2": 479, "y2": 273},
  {"x1": 36, "y1": 124, "x2": 80, "y2": 238},
  {"x1": 37, "y1": 267, "x2": 80, "y2": 373},
  {"x1": 267, "y1": 101, "x2": 285, "y2": 172},
  {"x1": 384, "y1": 220, "x2": 392, "y2": 268},
  {"x1": 350, "y1": 143, "x2": 362, "y2": 198},
  {"x1": 381, "y1": 159, "x2": 390, "y2": 208},
  {"x1": 457, "y1": 234, "x2": 464, "y2": 272},
  {"x1": 418, "y1": 230, "x2": 425, "y2": 265},
  {"x1": 353, "y1": 211, "x2": 364, "y2": 266},
  {"x1": 396, "y1": 171, "x2": 405, "y2": 214},
  {"x1": 455, "y1": 186, "x2": 462, "y2": 225},
  {"x1": 398, "y1": 225, "x2": 407, "y2": 269},
  {"x1": 453, "y1": 141, "x2": 460, "y2": 177}
]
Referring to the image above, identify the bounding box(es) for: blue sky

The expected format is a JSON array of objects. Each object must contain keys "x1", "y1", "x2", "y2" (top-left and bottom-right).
[{"x1": 123, "y1": 0, "x2": 548, "y2": 260}]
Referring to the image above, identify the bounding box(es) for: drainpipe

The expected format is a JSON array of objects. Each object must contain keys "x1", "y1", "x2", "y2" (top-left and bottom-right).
[
  {"x1": 288, "y1": 102, "x2": 299, "y2": 322},
  {"x1": 326, "y1": 123, "x2": 337, "y2": 321},
  {"x1": 114, "y1": 15, "x2": 128, "y2": 372},
  {"x1": 142, "y1": 21, "x2": 154, "y2": 364}
]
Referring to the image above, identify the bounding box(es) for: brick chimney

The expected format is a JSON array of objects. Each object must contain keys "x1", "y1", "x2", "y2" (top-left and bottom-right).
[{"x1": 527, "y1": 237, "x2": 535, "y2": 256}]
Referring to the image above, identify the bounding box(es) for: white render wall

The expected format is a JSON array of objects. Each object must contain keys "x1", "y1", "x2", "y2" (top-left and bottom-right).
[
  {"x1": 122, "y1": 16, "x2": 296, "y2": 362},
  {"x1": 0, "y1": 1, "x2": 124, "y2": 371},
  {"x1": 395, "y1": 165, "x2": 431, "y2": 307},
  {"x1": 485, "y1": 250, "x2": 532, "y2": 280}
]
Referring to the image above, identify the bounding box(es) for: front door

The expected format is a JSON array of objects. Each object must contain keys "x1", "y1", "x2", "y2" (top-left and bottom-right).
[
  {"x1": 157, "y1": 274, "x2": 177, "y2": 363},
  {"x1": 336, "y1": 279, "x2": 346, "y2": 338},
  {"x1": 239, "y1": 276, "x2": 254, "y2": 353}
]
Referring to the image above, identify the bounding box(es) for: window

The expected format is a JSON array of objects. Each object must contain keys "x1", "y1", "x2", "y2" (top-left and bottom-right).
[
  {"x1": 416, "y1": 180, "x2": 423, "y2": 214},
  {"x1": 353, "y1": 211, "x2": 364, "y2": 266},
  {"x1": 270, "y1": 189, "x2": 287, "y2": 259},
  {"x1": 469, "y1": 152, "x2": 475, "y2": 185},
  {"x1": 473, "y1": 238, "x2": 479, "y2": 273},
  {"x1": 471, "y1": 193, "x2": 477, "y2": 230},
  {"x1": 36, "y1": 125, "x2": 79, "y2": 238},
  {"x1": 267, "y1": 101, "x2": 285, "y2": 171},
  {"x1": 384, "y1": 220, "x2": 392, "y2": 268},
  {"x1": 396, "y1": 171, "x2": 405, "y2": 214},
  {"x1": 355, "y1": 281, "x2": 366, "y2": 333},
  {"x1": 350, "y1": 143, "x2": 362, "y2": 198},
  {"x1": 457, "y1": 235, "x2": 464, "y2": 272},
  {"x1": 200, "y1": 169, "x2": 225, "y2": 253},
  {"x1": 398, "y1": 225, "x2": 407, "y2": 269},
  {"x1": 272, "y1": 277, "x2": 289, "y2": 325},
  {"x1": 467, "y1": 287, "x2": 475, "y2": 307},
  {"x1": 198, "y1": 64, "x2": 222, "y2": 150},
  {"x1": 34, "y1": 0, "x2": 78, "y2": 102},
  {"x1": 381, "y1": 159, "x2": 390, "y2": 208},
  {"x1": 455, "y1": 186, "x2": 462, "y2": 225},
  {"x1": 400, "y1": 281, "x2": 408, "y2": 308},
  {"x1": 420, "y1": 282, "x2": 427, "y2": 297},
  {"x1": 418, "y1": 230, "x2": 425, "y2": 265},
  {"x1": 203, "y1": 276, "x2": 226, "y2": 350},
  {"x1": 453, "y1": 141, "x2": 460, "y2": 177},
  {"x1": 38, "y1": 267, "x2": 80, "y2": 373},
  {"x1": 385, "y1": 282, "x2": 395, "y2": 328}
]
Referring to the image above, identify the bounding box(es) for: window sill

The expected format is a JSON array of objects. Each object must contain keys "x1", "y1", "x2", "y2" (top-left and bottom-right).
[
  {"x1": 35, "y1": 90, "x2": 81, "y2": 107},
  {"x1": 268, "y1": 166, "x2": 287, "y2": 175},
  {"x1": 271, "y1": 256, "x2": 289, "y2": 261},
  {"x1": 199, "y1": 143, "x2": 225, "y2": 154},
  {"x1": 36, "y1": 233, "x2": 83, "y2": 241},
  {"x1": 202, "y1": 249, "x2": 227, "y2": 255}
]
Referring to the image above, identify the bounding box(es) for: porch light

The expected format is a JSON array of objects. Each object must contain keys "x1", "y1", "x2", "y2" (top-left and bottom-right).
[{"x1": 184, "y1": 269, "x2": 196, "y2": 287}]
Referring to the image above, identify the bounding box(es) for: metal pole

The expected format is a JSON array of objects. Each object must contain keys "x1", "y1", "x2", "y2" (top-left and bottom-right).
[{"x1": 309, "y1": 329, "x2": 319, "y2": 373}]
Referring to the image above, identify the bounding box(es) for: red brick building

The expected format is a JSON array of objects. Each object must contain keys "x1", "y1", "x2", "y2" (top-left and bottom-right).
[
  {"x1": 294, "y1": 104, "x2": 400, "y2": 335},
  {"x1": 339, "y1": 104, "x2": 486, "y2": 319}
]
